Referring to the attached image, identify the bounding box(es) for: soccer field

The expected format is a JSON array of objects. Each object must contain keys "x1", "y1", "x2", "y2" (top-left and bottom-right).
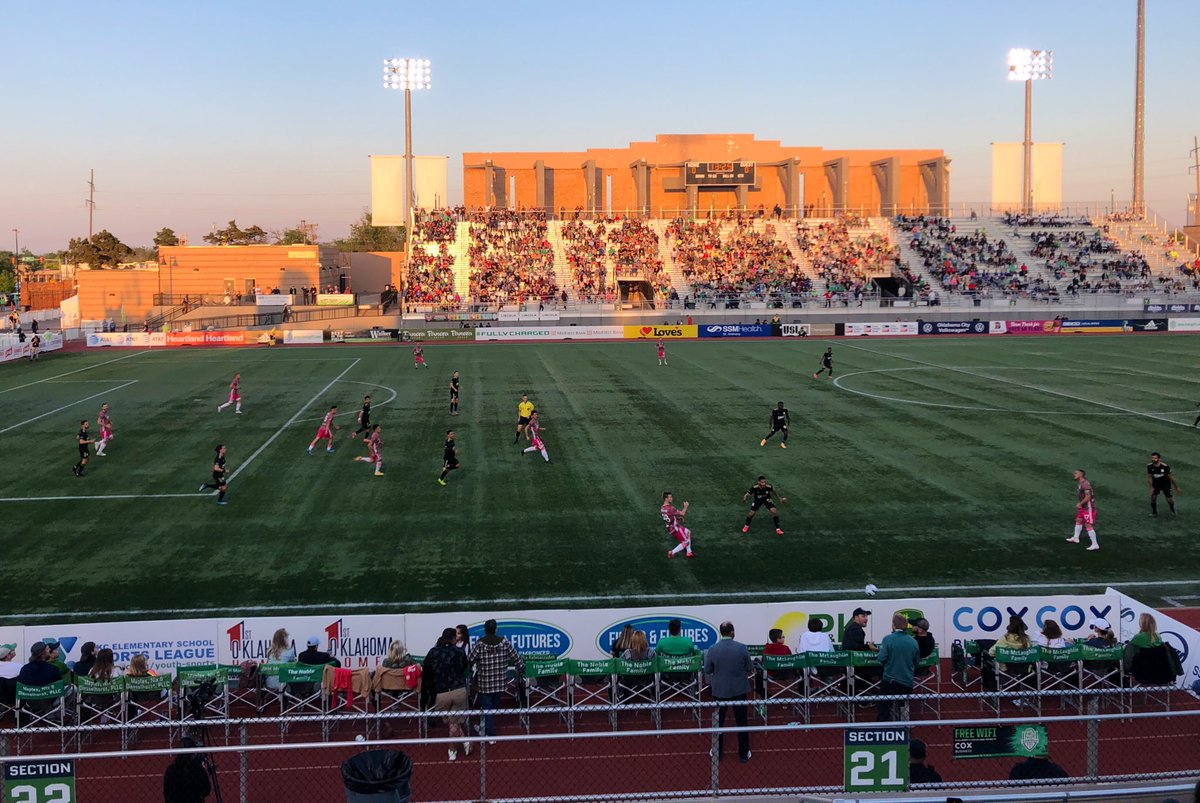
[{"x1": 2, "y1": 335, "x2": 1198, "y2": 622}]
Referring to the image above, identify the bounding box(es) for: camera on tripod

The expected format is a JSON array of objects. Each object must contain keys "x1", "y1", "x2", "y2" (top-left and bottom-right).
[{"x1": 186, "y1": 678, "x2": 219, "y2": 717}]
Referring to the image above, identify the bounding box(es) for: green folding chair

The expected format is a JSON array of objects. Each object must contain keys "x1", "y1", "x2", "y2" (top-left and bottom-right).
[
  {"x1": 1080, "y1": 644, "x2": 1127, "y2": 713},
  {"x1": 614, "y1": 657, "x2": 659, "y2": 728},
  {"x1": 16, "y1": 680, "x2": 68, "y2": 751},
  {"x1": 521, "y1": 657, "x2": 571, "y2": 732},
  {"x1": 657, "y1": 652, "x2": 705, "y2": 725},
  {"x1": 279, "y1": 663, "x2": 325, "y2": 736},
  {"x1": 912, "y1": 648, "x2": 941, "y2": 719},
  {"x1": 761, "y1": 653, "x2": 808, "y2": 723},
  {"x1": 76, "y1": 675, "x2": 125, "y2": 747},
  {"x1": 568, "y1": 658, "x2": 615, "y2": 731},
  {"x1": 1038, "y1": 643, "x2": 1082, "y2": 711},
  {"x1": 804, "y1": 650, "x2": 853, "y2": 719},
  {"x1": 125, "y1": 673, "x2": 174, "y2": 746},
  {"x1": 993, "y1": 646, "x2": 1041, "y2": 715}
]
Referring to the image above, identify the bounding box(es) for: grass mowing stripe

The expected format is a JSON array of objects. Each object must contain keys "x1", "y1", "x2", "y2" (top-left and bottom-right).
[
  {"x1": 0, "y1": 380, "x2": 138, "y2": 434},
  {"x1": 223, "y1": 358, "x2": 361, "y2": 485},
  {"x1": 833, "y1": 340, "x2": 1198, "y2": 428}
]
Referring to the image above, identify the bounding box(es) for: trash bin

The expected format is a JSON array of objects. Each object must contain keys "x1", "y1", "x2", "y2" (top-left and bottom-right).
[{"x1": 342, "y1": 749, "x2": 413, "y2": 803}]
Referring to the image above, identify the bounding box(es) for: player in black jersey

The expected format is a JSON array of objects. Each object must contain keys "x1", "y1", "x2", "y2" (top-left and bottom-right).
[
  {"x1": 1147, "y1": 452, "x2": 1181, "y2": 516},
  {"x1": 199, "y1": 444, "x2": 229, "y2": 505},
  {"x1": 449, "y1": 371, "x2": 461, "y2": 416},
  {"x1": 437, "y1": 430, "x2": 460, "y2": 486},
  {"x1": 760, "y1": 402, "x2": 790, "y2": 449},
  {"x1": 72, "y1": 420, "x2": 94, "y2": 477},
  {"x1": 351, "y1": 395, "x2": 372, "y2": 439},
  {"x1": 742, "y1": 475, "x2": 786, "y2": 535},
  {"x1": 812, "y1": 347, "x2": 833, "y2": 380}
]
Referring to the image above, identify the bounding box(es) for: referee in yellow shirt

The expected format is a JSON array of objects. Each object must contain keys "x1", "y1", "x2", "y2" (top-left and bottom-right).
[{"x1": 513, "y1": 394, "x2": 535, "y2": 444}]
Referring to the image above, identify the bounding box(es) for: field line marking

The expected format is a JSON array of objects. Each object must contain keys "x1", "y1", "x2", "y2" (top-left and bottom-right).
[
  {"x1": 1163, "y1": 596, "x2": 1183, "y2": 607},
  {"x1": 295, "y1": 380, "x2": 398, "y2": 424},
  {"x1": 0, "y1": 492, "x2": 208, "y2": 503},
  {"x1": 0, "y1": 350, "x2": 149, "y2": 395},
  {"x1": 833, "y1": 341, "x2": 1197, "y2": 428},
  {"x1": 8, "y1": 577, "x2": 1198, "y2": 619},
  {"x1": 224, "y1": 358, "x2": 360, "y2": 485},
  {"x1": 0, "y1": 380, "x2": 138, "y2": 435}
]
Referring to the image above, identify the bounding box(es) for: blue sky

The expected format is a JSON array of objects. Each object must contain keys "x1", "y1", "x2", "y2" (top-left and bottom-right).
[{"x1": 2, "y1": 1, "x2": 1195, "y2": 252}]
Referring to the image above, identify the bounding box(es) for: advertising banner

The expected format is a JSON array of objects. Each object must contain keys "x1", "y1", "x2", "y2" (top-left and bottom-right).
[
  {"x1": 945, "y1": 594, "x2": 1117, "y2": 643},
  {"x1": 918, "y1": 321, "x2": 988, "y2": 335},
  {"x1": 989, "y1": 321, "x2": 1008, "y2": 334},
  {"x1": 404, "y1": 328, "x2": 476, "y2": 341},
  {"x1": 0, "y1": 332, "x2": 66, "y2": 363},
  {"x1": 781, "y1": 323, "x2": 811, "y2": 337},
  {"x1": 476, "y1": 326, "x2": 623, "y2": 341},
  {"x1": 86, "y1": 332, "x2": 165, "y2": 348},
  {"x1": 498, "y1": 311, "x2": 519, "y2": 321},
  {"x1": 1129, "y1": 318, "x2": 1168, "y2": 333},
  {"x1": 25, "y1": 619, "x2": 220, "y2": 673},
  {"x1": 1144, "y1": 303, "x2": 1200, "y2": 313},
  {"x1": 316, "y1": 293, "x2": 354, "y2": 306},
  {"x1": 995, "y1": 320, "x2": 1057, "y2": 335},
  {"x1": 165, "y1": 331, "x2": 252, "y2": 346},
  {"x1": 501, "y1": 310, "x2": 560, "y2": 322},
  {"x1": 844, "y1": 322, "x2": 918, "y2": 337},
  {"x1": 425, "y1": 312, "x2": 498, "y2": 322},
  {"x1": 282, "y1": 330, "x2": 324, "y2": 344},
  {"x1": 1168, "y1": 317, "x2": 1200, "y2": 332},
  {"x1": 1058, "y1": 319, "x2": 1130, "y2": 334},
  {"x1": 1114, "y1": 590, "x2": 1199, "y2": 688},
  {"x1": 698, "y1": 323, "x2": 773, "y2": 338},
  {"x1": 218, "y1": 616, "x2": 401, "y2": 671},
  {"x1": 952, "y1": 725, "x2": 1048, "y2": 759},
  {"x1": 255, "y1": 294, "x2": 290, "y2": 308},
  {"x1": 623, "y1": 325, "x2": 698, "y2": 339},
  {"x1": 810, "y1": 323, "x2": 837, "y2": 336}
]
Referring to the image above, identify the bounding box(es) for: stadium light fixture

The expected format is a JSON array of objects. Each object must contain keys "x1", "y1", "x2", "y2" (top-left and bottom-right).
[{"x1": 1007, "y1": 48, "x2": 1053, "y2": 214}]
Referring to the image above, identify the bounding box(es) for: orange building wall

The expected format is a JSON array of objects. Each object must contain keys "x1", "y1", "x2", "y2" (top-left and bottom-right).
[{"x1": 465, "y1": 133, "x2": 944, "y2": 215}]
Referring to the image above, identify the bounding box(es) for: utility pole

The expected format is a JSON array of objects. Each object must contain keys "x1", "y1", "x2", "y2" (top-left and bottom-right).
[
  {"x1": 1132, "y1": 0, "x2": 1146, "y2": 217},
  {"x1": 86, "y1": 168, "x2": 96, "y2": 240},
  {"x1": 1190, "y1": 136, "x2": 1200, "y2": 225}
]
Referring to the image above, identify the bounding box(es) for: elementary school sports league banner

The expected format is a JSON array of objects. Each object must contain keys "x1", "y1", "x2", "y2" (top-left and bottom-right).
[{"x1": 18, "y1": 592, "x2": 1167, "y2": 679}]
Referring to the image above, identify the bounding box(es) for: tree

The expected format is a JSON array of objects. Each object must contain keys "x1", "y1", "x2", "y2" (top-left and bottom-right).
[
  {"x1": 90, "y1": 230, "x2": 133, "y2": 267},
  {"x1": 153, "y1": 227, "x2": 179, "y2": 249},
  {"x1": 277, "y1": 228, "x2": 308, "y2": 246},
  {"x1": 65, "y1": 237, "x2": 100, "y2": 267},
  {"x1": 333, "y1": 210, "x2": 406, "y2": 252},
  {"x1": 203, "y1": 220, "x2": 270, "y2": 245}
]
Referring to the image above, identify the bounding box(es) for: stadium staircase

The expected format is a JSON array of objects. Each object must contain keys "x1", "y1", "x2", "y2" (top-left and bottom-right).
[
  {"x1": 1099, "y1": 217, "x2": 1188, "y2": 275},
  {"x1": 545, "y1": 221, "x2": 576, "y2": 304},
  {"x1": 777, "y1": 219, "x2": 819, "y2": 293},
  {"x1": 649, "y1": 219, "x2": 692, "y2": 300},
  {"x1": 450, "y1": 222, "x2": 471, "y2": 302}
]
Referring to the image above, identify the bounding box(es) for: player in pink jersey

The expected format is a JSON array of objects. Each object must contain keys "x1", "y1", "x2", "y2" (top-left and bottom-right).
[
  {"x1": 307, "y1": 405, "x2": 339, "y2": 454},
  {"x1": 353, "y1": 424, "x2": 385, "y2": 476},
  {"x1": 522, "y1": 411, "x2": 551, "y2": 464},
  {"x1": 95, "y1": 403, "x2": 114, "y2": 456},
  {"x1": 1066, "y1": 469, "x2": 1100, "y2": 551},
  {"x1": 661, "y1": 491, "x2": 694, "y2": 559},
  {"x1": 413, "y1": 345, "x2": 428, "y2": 369},
  {"x1": 217, "y1": 373, "x2": 242, "y2": 413},
  {"x1": 656, "y1": 339, "x2": 668, "y2": 366}
]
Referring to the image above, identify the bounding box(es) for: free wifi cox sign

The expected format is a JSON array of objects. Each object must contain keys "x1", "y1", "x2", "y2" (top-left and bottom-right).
[
  {"x1": 597, "y1": 615, "x2": 719, "y2": 654},
  {"x1": 467, "y1": 620, "x2": 572, "y2": 658}
]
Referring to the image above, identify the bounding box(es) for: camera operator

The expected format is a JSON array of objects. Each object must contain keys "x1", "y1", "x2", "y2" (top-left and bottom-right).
[{"x1": 163, "y1": 736, "x2": 212, "y2": 802}]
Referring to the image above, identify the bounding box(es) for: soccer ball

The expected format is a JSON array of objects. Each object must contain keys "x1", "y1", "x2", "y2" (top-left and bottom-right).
[{"x1": 864, "y1": 583, "x2": 878, "y2": 597}]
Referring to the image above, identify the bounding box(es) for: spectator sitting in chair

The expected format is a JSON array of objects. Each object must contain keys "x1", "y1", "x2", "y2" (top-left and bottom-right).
[
  {"x1": 46, "y1": 641, "x2": 71, "y2": 681},
  {"x1": 908, "y1": 618, "x2": 936, "y2": 675},
  {"x1": 1123, "y1": 612, "x2": 1182, "y2": 684},
  {"x1": 72, "y1": 642, "x2": 97, "y2": 680},
  {"x1": 1083, "y1": 618, "x2": 1117, "y2": 648},
  {"x1": 381, "y1": 640, "x2": 418, "y2": 670},
  {"x1": 656, "y1": 619, "x2": 696, "y2": 656},
  {"x1": 908, "y1": 739, "x2": 943, "y2": 783},
  {"x1": 621, "y1": 630, "x2": 655, "y2": 661},
  {"x1": 263, "y1": 629, "x2": 297, "y2": 690},
  {"x1": 298, "y1": 636, "x2": 340, "y2": 667},
  {"x1": 18, "y1": 642, "x2": 62, "y2": 687},
  {"x1": 0, "y1": 644, "x2": 20, "y2": 680}
]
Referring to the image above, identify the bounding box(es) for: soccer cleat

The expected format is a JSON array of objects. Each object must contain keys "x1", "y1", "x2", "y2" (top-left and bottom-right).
[
  {"x1": 351, "y1": 433, "x2": 357, "y2": 439},
  {"x1": 1086, "y1": 545, "x2": 1100, "y2": 551},
  {"x1": 307, "y1": 447, "x2": 313, "y2": 456},
  {"x1": 667, "y1": 550, "x2": 673, "y2": 559},
  {"x1": 236, "y1": 410, "x2": 242, "y2": 414},
  {"x1": 760, "y1": 439, "x2": 766, "y2": 447},
  {"x1": 437, "y1": 478, "x2": 446, "y2": 486},
  {"x1": 326, "y1": 448, "x2": 335, "y2": 453},
  {"x1": 217, "y1": 405, "x2": 221, "y2": 412},
  {"x1": 780, "y1": 443, "x2": 787, "y2": 449},
  {"x1": 741, "y1": 525, "x2": 749, "y2": 533},
  {"x1": 216, "y1": 500, "x2": 227, "y2": 506},
  {"x1": 686, "y1": 552, "x2": 695, "y2": 558},
  {"x1": 374, "y1": 471, "x2": 385, "y2": 476},
  {"x1": 1150, "y1": 512, "x2": 1158, "y2": 517},
  {"x1": 198, "y1": 483, "x2": 207, "y2": 492},
  {"x1": 1065, "y1": 537, "x2": 1079, "y2": 543},
  {"x1": 775, "y1": 528, "x2": 784, "y2": 535}
]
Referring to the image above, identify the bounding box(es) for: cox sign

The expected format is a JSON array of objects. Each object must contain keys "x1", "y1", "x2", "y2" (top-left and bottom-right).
[
  {"x1": 598, "y1": 615, "x2": 719, "y2": 654},
  {"x1": 951, "y1": 599, "x2": 1115, "y2": 638},
  {"x1": 468, "y1": 620, "x2": 572, "y2": 658}
]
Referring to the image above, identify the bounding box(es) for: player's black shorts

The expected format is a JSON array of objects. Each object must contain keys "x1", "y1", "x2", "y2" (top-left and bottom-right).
[
  {"x1": 772, "y1": 423, "x2": 788, "y2": 432},
  {"x1": 79, "y1": 445, "x2": 90, "y2": 459},
  {"x1": 213, "y1": 472, "x2": 227, "y2": 487},
  {"x1": 444, "y1": 457, "x2": 460, "y2": 470},
  {"x1": 750, "y1": 499, "x2": 773, "y2": 512},
  {"x1": 1151, "y1": 483, "x2": 1172, "y2": 497},
  {"x1": 450, "y1": 391, "x2": 459, "y2": 399},
  {"x1": 517, "y1": 416, "x2": 530, "y2": 426}
]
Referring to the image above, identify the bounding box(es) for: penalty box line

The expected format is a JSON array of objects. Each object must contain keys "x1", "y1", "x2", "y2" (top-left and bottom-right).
[
  {"x1": 833, "y1": 340, "x2": 1196, "y2": 429},
  {"x1": 223, "y1": 358, "x2": 361, "y2": 486},
  {"x1": 0, "y1": 349, "x2": 150, "y2": 396},
  {"x1": 0, "y1": 380, "x2": 139, "y2": 435}
]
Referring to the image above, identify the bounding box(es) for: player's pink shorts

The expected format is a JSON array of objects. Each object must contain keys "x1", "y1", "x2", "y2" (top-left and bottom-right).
[
  {"x1": 530, "y1": 437, "x2": 544, "y2": 451},
  {"x1": 1075, "y1": 506, "x2": 1097, "y2": 525},
  {"x1": 229, "y1": 391, "x2": 240, "y2": 402},
  {"x1": 414, "y1": 355, "x2": 425, "y2": 364},
  {"x1": 316, "y1": 426, "x2": 333, "y2": 440},
  {"x1": 100, "y1": 428, "x2": 112, "y2": 440},
  {"x1": 657, "y1": 348, "x2": 665, "y2": 357},
  {"x1": 670, "y1": 527, "x2": 691, "y2": 545}
]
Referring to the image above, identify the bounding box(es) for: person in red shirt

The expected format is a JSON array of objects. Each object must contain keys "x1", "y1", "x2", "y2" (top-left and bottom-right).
[{"x1": 762, "y1": 629, "x2": 791, "y2": 658}]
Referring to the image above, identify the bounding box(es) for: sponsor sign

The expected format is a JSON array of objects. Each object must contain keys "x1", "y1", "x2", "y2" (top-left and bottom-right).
[
  {"x1": 844, "y1": 322, "x2": 918, "y2": 337},
  {"x1": 1058, "y1": 319, "x2": 1131, "y2": 334},
  {"x1": 465, "y1": 620, "x2": 572, "y2": 658},
  {"x1": 282, "y1": 330, "x2": 324, "y2": 344},
  {"x1": 1, "y1": 332, "x2": 66, "y2": 362},
  {"x1": 948, "y1": 595, "x2": 1116, "y2": 641},
  {"x1": 998, "y1": 319, "x2": 1057, "y2": 335},
  {"x1": 316, "y1": 293, "x2": 354, "y2": 306},
  {"x1": 1168, "y1": 317, "x2": 1200, "y2": 332},
  {"x1": 989, "y1": 320, "x2": 1008, "y2": 334},
  {"x1": 404, "y1": 328, "x2": 476, "y2": 341},
  {"x1": 4, "y1": 760, "x2": 76, "y2": 803},
  {"x1": 220, "y1": 616, "x2": 398, "y2": 670},
  {"x1": 1130, "y1": 318, "x2": 1168, "y2": 333},
  {"x1": 623, "y1": 325, "x2": 698, "y2": 339},
  {"x1": 809, "y1": 323, "x2": 837, "y2": 336},
  {"x1": 781, "y1": 323, "x2": 811, "y2": 337},
  {"x1": 255, "y1": 294, "x2": 290, "y2": 308},
  {"x1": 425, "y1": 311, "x2": 498, "y2": 322},
  {"x1": 165, "y1": 331, "x2": 252, "y2": 346},
  {"x1": 597, "y1": 615, "x2": 719, "y2": 654},
  {"x1": 499, "y1": 310, "x2": 563, "y2": 322},
  {"x1": 698, "y1": 323, "x2": 773, "y2": 338},
  {"x1": 918, "y1": 321, "x2": 988, "y2": 335},
  {"x1": 26, "y1": 619, "x2": 218, "y2": 672},
  {"x1": 475, "y1": 326, "x2": 623, "y2": 341},
  {"x1": 1114, "y1": 589, "x2": 1199, "y2": 688},
  {"x1": 1144, "y1": 303, "x2": 1200, "y2": 313},
  {"x1": 953, "y1": 725, "x2": 1047, "y2": 759},
  {"x1": 844, "y1": 728, "x2": 908, "y2": 792}
]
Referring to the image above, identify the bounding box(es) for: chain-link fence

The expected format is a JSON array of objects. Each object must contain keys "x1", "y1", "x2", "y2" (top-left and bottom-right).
[{"x1": 2, "y1": 688, "x2": 1198, "y2": 802}]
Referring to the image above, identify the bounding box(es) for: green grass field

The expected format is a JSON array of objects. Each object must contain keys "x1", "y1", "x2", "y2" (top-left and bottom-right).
[{"x1": 2, "y1": 335, "x2": 1198, "y2": 622}]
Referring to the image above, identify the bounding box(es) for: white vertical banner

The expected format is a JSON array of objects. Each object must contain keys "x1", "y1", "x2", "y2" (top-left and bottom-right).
[{"x1": 1112, "y1": 590, "x2": 1200, "y2": 688}]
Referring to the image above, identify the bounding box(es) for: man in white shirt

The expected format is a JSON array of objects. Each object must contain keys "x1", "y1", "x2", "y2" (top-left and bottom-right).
[
  {"x1": 798, "y1": 619, "x2": 833, "y2": 675},
  {"x1": 0, "y1": 644, "x2": 20, "y2": 679}
]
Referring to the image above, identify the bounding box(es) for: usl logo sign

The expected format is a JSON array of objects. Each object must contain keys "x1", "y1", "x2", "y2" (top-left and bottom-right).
[
  {"x1": 597, "y1": 615, "x2": 718, "y2": 653},
  {"x1": 467, "y1": 620, "x2": 572, "y2": 657}
]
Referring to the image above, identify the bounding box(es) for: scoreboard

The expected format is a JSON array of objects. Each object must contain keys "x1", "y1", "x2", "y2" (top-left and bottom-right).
[{"x1": 684, "y1": 162, "x2": 755, "y2": 186}]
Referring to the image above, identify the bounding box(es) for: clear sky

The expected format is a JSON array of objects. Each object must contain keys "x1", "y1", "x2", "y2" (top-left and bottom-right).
[{"x1": 2, "y1": 0, "x2": 1195, "y2": 252}]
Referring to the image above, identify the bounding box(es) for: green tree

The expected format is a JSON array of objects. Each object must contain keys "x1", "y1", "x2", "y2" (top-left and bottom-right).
[
  {"x1": 65, "y1": 237, "x2": 100, "y2": 267},
  {"x1": 203, "y1": 220, "x2": 269, "y2": 246},
  {"x1": 334, "y1": 210, "x2": 406, "y2": 252},
  {"x1": 90, "y1": 230, "x2": 133, "y2": 267},
  {"x1": 277, "y1": 228, "x2": 308, "y2": 246},
  {"x1": 154, "y1": 227, "x2": 179, "y2": 248}
]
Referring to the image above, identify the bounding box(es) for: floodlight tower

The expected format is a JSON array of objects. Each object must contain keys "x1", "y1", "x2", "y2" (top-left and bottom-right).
[
  {"x1": 382, "y1": 58, "x2": 432, "y2": 241},
  {"x1": 1007, "y1": 48, "x2": 1053, "y2": 214}
]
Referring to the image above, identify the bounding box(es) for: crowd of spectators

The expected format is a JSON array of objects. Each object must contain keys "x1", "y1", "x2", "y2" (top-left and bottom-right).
[
  {"x1": 896, "y1": 215, "x2": 1027, "y2": 296},
  {"x1": 404, "y1": 241, "x2": 457, "y2": 306},
  {"x1": 797, "y1": 217, "x2": 895, "y2": 297},
  {"x1": 665, "y1": 217, "x2": 809, "y2": 306},
  {"x1": 466, "y1": 210, "x2": 560, "y2": 306}
]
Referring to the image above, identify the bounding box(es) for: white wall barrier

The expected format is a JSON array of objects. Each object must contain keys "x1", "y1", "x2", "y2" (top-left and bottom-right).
[
  {"x1": 844, "y1": 322, "x2": 918, "y2": 336},
  {"x1": 1114, "y1": 589, "x2": 1200, "y2": 688},
  {"x1": 1168, "y1": 317, "x2": 1200, "y2": 332},
  {"x1": 0, "y1": 331, "x2": 65, "y2": 363},
  {"x1": 475, "y1": 326, "x2": 623, "y2": 341}
]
